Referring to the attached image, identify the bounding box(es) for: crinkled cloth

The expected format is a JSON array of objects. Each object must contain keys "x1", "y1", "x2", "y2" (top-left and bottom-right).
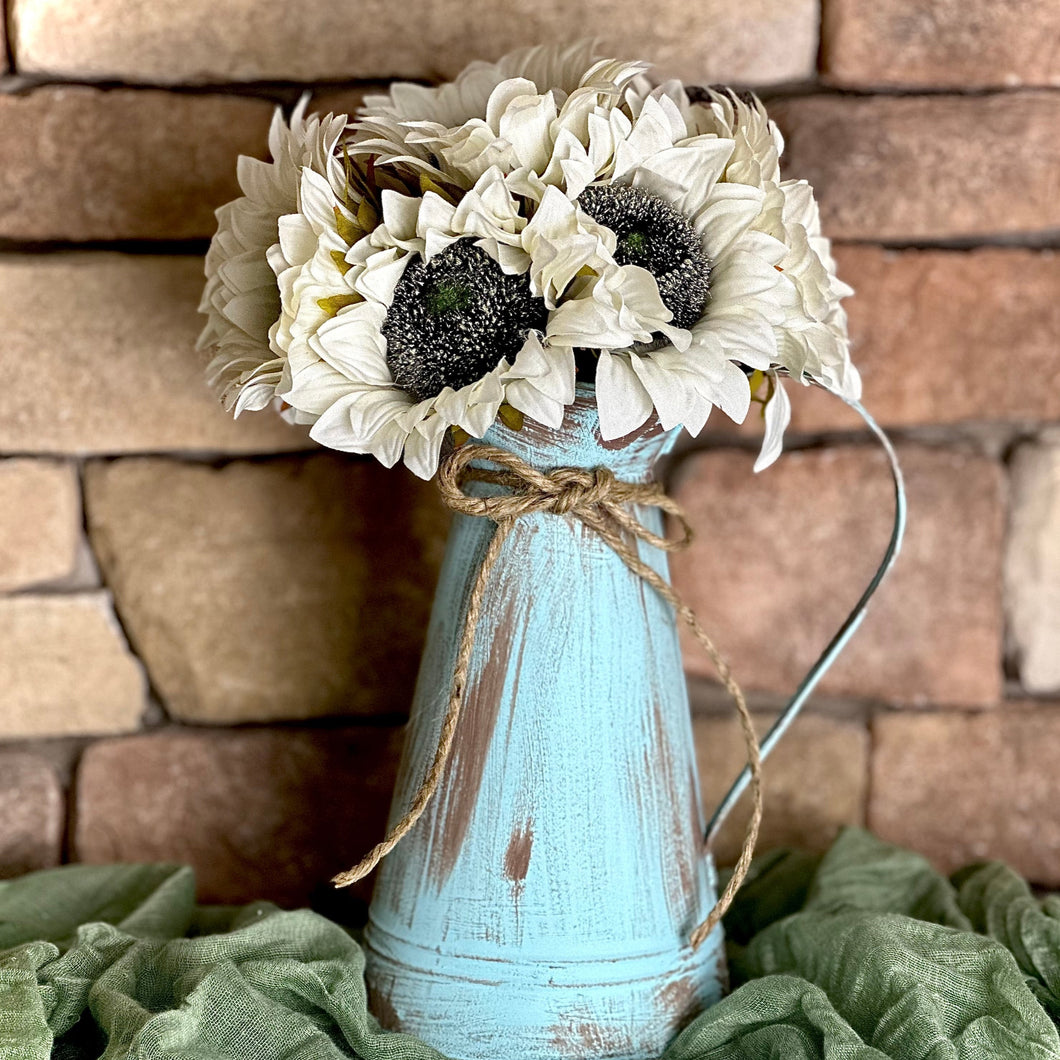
[{"x1": 2, "y1": 829, "x2": 1059, "y2": 1059}]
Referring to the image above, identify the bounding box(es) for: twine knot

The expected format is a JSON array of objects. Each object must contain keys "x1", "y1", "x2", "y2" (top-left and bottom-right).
[
  {"x1": 543, "y1": 466, "x2": 616, "y2": 515},
  {"x1": 435, "y1": 443, "x2": 693, "y2": 553},
  {"x1": 335, "y1": 441, "x2": 762, "y2": 951}
]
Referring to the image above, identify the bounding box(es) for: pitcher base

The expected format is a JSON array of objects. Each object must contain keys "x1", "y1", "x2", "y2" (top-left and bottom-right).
[{"x1": 364, "y1": 921, "x2": 726, "y2": 1060}]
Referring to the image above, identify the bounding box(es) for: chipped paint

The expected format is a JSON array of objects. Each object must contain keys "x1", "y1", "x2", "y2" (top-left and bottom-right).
[
  {"x1": 653, "y1": 976, "x2": 700, "y2": 1033},
  {"x1": 549, "y1": 1014, "x2": 637, "y2": 1058},
  {"x1": 428, "y1": 589, "x2": 522, "y2": 889},
  {"x1": 504, "y1": 819, "x2": 534, "y2": 882},
  {"x1": 650, "y1": 701, "x2": 697, "y2": 926},
  {"x1": 366, "y1": 982, "x2": 402, "y2": 1031}
]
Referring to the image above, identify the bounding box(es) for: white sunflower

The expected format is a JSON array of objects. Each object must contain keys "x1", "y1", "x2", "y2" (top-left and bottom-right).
[
  {"x1": 520, "y1": 78, "x2": 856, "y2": 467},
  {"x1": 273, "y1": 165, "x2": 575, "y2": 479},
  {"x1": 534, "y1": 91, "x2": 789, "y2": 444},
  {"x1": 198, "y1": 98, "x2": 351, "y2": 413},
  {"x1": 678, "y1": 86, "x2": 859, "y2": 465}
]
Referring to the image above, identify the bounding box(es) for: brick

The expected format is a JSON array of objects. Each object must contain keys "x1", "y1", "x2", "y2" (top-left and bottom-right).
[
  {"x1": 785, "y1": 247, "x2": 1060, "y2": 433},
  {"x1": 771, "y1": 93, "x2": 1060, "y2": 241},
  {"x1": 0, "y1": 753, "x2": 64, "y2": 877},
  {"x1": 0, "y1": 254, "x2": 306, "y2": 454},
  {"x1": 0, "y1": 459, "x2": 81, "y2": 592},
  {"x1": 671, "y1": 445, "x2": 1004, "y2": 707},
  {"x1": 1006, "y1": 443, "x2": 1060, "y2": 694},
  {"x1": 84, "y1": 454, "x2": 449, "y2": 725},
  {"x1": 75, "y1": 727, "x2": 403, "y2": 907},
  {"x1": 0, "y1": 594, "x2": 145, "y2": 738},
  {"x1": 11, "y1": 0, "x2": 817, "y2": 87},
  {"x1": 871, "y1": 708, "x2": 1060, "y2": 884},
  {"x1": 696, "y1": 712, "x2": 868, "y2": 866},
  {"x1": 822, "y1": 0, "x2": 1060, "y2": 89},
  {"x1": 0, "y1": 88, "x2": 275, "y2": 242}
]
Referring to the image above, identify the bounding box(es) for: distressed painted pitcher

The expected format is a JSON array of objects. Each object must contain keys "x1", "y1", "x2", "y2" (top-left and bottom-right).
[{"x1": 364, "y1": 389, "x2": 723, "y2": 1058}]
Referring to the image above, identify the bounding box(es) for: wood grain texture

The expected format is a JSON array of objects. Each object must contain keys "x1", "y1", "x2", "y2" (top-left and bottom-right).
[{"x1": 364, "y1": 391, "x2": 723, "y2": 1058}]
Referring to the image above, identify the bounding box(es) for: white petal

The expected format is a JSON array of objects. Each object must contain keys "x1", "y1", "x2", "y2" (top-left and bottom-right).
[
  {"x1": 627, "y1": 138, "x2": 734, "y2": 215},
  {"x1": 502, "y1": 332, "x2": 576, "y2": 427},
  {"x1": 692, "y1": 183, "x2": 766, "y2": 261},
  {"x1": 612, "y1": 96, "x2": 685, "y2": 181},
  {"x1": 499, "y1": 91, "x2": 559, "y2": 173},
  {"x1": 310, "y1": 388, "x2": 412, "y2": 463},
  {"x1": 403, "y1": 413, "x2": 450, "y2": 479},
  {"x1": 522, "y1": 186, "x2": 615, "y2": 308},
  {"x1": 504, "y1": 377, "x2": 563, "y2": 428},
  {"x1": 466, "y1": 374, "x2": 507, "y2": 436},
  {"x1": 276, "y1": 214, "x2": 317, "y2": 269},
  {"x1": 596, "y1": 350, "x2": 654, "y2": 440},
  {"x1": 493, "y1": 242, "x2": 533, "y2": 275},
  {"x1": 509, "y1": 331, "x2": 576, "y2": 398},
  {"x1": 416, "y1": 193, "x2": 458, "y2": 252},
  {"x1": 354, "y1": 248, "x2": 412, "y2": 306},
  {"x1": 679, "y1": 388, "x2": 714, "y2": 437},
  {"x1": 304, "y1": 391, "x2": 362, "y2": 451},
  {"x1": 282, "y1": 359, "x2": 357, "y2": 417},
  {"x1": 836, "y1": 360, "x2": 862, "y2": 401},
  {"x1": 547, "y1": 288, "x2": 629, "y2": 348},
  {"x1": 485, "y1": 77, "x2": 539, "y2": 130},
  {"x1": 310, "y1": 305, "x2": 391, "y2": 385},
  {"x1": 232, "y1": 377, "x2": 283, "y2": 416},
  {"x1": 221, "y1": 289, "x2": 281, "y2": 337},
  {"x1": 694, "y1": 308, "x2": 778, "y2": 367},
  {"x1": 379, "y1": 190, "x2": 422, "y2": 248},
  {"x1": 698, "y1": 359, "x2": 753, "y2": 425},
  {"x1": 628, "y1": 354, "x2": 695, "y2": 431},
  {"x1": 709, "y1": 250, "x2": 787, "y2": 309},
  {"x1": 298, "y1": 167, "x2": 338, "y2": 233},
  {"x1": 754, "y1": 374, "x2": 792, "y2": 472}
]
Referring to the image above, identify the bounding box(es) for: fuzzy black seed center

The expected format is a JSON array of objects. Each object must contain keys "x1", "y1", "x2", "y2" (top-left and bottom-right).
[
  {"x1": 578, "y1": 184, "x2": 712, "y2": 330},
  {"x1": 382, "y1": 240, "x2": 548, "y2": 402}
]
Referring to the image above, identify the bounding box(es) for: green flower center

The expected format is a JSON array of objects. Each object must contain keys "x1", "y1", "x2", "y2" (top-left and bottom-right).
[
  {"x1": 425, "y1": 281, "x2": 473, "y2": 316},
  {"x1": 622, "y1": 230, "x2": 649, "y2": 254}
]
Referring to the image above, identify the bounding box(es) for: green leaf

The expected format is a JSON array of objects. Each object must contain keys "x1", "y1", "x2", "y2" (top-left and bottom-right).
[
  {"x1": 497, "y1": 404, "x2": 524, "y2": 431},
  {"x1": 329, "y1": 250, "x2": 352, "y2": 276},
  {"x1": 317, "y1": 293, "x2": 363, "y2": 317},
  {"x1": 332, "y1": 205, "x2": 361, "y2": 247}
]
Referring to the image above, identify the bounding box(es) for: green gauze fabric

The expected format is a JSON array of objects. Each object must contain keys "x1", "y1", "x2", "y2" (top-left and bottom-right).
[{"x1": 3, "y1": 829, "x2": 1060, "y2": 1059}]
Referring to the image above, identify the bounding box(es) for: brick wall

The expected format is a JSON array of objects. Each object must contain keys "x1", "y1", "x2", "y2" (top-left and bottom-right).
[{"x1": 2, "y1": 0, "x2": 1059, "y2": 908}]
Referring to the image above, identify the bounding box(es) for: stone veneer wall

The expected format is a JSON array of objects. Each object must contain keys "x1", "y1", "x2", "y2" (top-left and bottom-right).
[{"x1": 1, "y1": 0, "x2": 1059, "y2": 915}]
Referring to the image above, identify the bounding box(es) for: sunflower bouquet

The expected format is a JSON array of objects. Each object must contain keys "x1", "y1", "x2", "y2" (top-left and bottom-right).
[{"x1": 199, "y1": 42, "x2": 858, "y2": 479}]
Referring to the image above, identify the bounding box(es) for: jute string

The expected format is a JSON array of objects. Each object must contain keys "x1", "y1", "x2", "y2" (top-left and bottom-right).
[{"x1": 332, "y1": 443, "x2": 763, "y2": 949}]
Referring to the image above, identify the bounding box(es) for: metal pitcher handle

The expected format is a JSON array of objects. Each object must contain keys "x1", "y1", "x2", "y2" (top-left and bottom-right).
[{"x1": 705, "y1": 388, "x2": 908, "y2": 846}]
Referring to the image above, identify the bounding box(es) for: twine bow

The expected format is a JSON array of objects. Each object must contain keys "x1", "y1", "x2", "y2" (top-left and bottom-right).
[{"x1": 333, "y1": 443, "x2": 763, "y2": 950}]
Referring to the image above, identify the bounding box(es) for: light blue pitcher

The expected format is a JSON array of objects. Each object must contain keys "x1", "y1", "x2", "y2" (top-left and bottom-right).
[{"x1": 361, "y1": 385, "x2": 904, "y2": 1059}]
